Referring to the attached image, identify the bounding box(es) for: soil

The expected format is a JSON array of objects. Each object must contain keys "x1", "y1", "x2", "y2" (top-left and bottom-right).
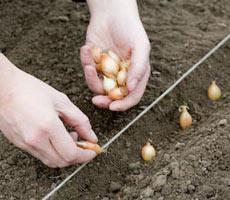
[{"x1": 0, "y1": 0, "x2": 230, "y2": 199}]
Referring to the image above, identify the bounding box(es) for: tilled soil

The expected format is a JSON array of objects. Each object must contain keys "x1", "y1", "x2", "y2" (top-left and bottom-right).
[{"x1": 0, "y1": 0, "x2": 229, "y2": 199}]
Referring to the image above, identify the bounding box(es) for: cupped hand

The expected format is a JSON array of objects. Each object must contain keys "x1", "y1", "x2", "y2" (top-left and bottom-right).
[
  {"x1": 0, "y1": 55, "x2": 98, "y2": 168},
  {"x1": 81, "y1": 0, "x2": 151, "y2": 111}
]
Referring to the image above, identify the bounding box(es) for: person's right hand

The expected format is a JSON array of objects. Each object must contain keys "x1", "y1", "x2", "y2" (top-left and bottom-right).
[{"x1": 0, "y1": 54, "x2": 98, "y2": 168}]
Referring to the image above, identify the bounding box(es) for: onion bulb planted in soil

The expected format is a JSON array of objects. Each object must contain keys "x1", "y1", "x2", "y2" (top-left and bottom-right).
[
  {"x1": 208, "y1": 81, "x2": 221, "y2": 101},
  {"x1": 179, "y1": 105, "x2": 192, "y2": 130},
  {"x1": 141, "y1": 141, "x2": 156, "y2": 161}
]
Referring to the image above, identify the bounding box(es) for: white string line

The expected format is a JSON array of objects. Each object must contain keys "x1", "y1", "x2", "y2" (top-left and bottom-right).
[{"x1": 43, "y1": 33, "x2": 230, "y2": 200}]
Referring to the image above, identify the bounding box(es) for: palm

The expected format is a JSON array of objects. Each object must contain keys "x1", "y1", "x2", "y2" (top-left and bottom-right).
[{"x1": 81, "y1": 15, "x2": 150, "y2": 111}]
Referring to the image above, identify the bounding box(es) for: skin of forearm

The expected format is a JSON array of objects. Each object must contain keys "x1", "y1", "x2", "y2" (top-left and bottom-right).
[{"x1": 86, "y1": 0, "x2": 139, "y2": 17}]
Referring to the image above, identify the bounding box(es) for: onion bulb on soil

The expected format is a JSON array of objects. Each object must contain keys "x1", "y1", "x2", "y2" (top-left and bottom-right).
[
  {"x1": 179, "y1": 105, "x2": 192, "y2": 130},
  {"x1": 76, "y1": 141, "x2": 104, "y2": 154},
  {"x1": 108, "y1": 87, "x2": 127, "y2": 100},
  {"x1": 117, "y1": 68, "x2": 127, "y2": 86},
  {"x1": 92, "y1": 47, "x2": 102, "y2": 64},
  {"x1": 103, "y1": 76, "x2": 117, "y2": 93},
  {"x1": 141, "y1": 142, "x2": 156, "y2": 161},
  {"x1": 208, "y1": 81, "x2": 221, "y2": 101},
  {"x1": 101, "y1": 53, "x2": 119, "y2": 79}
]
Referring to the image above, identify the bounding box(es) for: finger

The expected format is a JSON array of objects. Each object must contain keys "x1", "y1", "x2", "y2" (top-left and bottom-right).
[
  {"x1": 37, "y1": 139, "x2": 70, "y2": 168},
  {"x1": 81, "y1": 44, "x2": 104, "y2": 94},
  {"x1": 80, "y1": 44, "x2": 94, "y2": 66},
  {"x1": 92, "y1": 95, "x2": 112, "y2": 109},
  {"x1": 57, "y1": 96, "x2": 98, "y2": 143},
  {"x1": 83, "y1": 65, "x2": 104, "y2": 94},
  {"x1": 127, "y1": 41, "x2": 150, "y2": 91},
  {"x1": 70, "y1": 131, "x2": 78, "y2": 141},
  {"x1": 109, "y1": 64, "x2": 150, "y2": 111},
  {"x1": 49, "y1": 118, "x2": 96, "y2": 163}
]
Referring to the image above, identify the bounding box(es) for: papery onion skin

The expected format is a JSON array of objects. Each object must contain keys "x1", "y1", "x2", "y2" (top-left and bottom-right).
[
  {"x1": 208, "y1": 81, "x2": 221, "y2": 101},
  {"x1": 103, "y1": 76, "x2": 117, "y2": 93},
  {"x1": 141, "y1": 142, "x2": 156, "y2": 161},
  {"x1": 76, "y1": 141, "x2": 104, "y2": 154},
  {"x1": 108, "y1": 87, "x2": 127, "y2": 100},
  {"x1": 120, "y1": 59, "x2": 131, "y2": 70},
  {"x1": 108, "y1": 50, "x2": 120, "y2": 64},
  {"x1": 179, "y1": 105, "x2": 192, "y2": 130},
  {"x1": 101, "y1": 53, "x2": 119, "y2": 79},
  {"x1": 92, "y1": 47, "x2": 102, "y2": 64},
  {"x1": 117, "y1": 68, "x2": 127, "y2": 86}
]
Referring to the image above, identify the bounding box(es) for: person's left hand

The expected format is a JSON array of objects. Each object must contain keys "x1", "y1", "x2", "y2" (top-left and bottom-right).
[{"x1": 81, "y1": 0, "x2": 151, "y2": 111}]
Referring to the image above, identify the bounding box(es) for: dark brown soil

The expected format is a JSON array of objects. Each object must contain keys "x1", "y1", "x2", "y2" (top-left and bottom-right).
[{"x1": 0, "y1": 0, "x2": 229, "y2": 199}]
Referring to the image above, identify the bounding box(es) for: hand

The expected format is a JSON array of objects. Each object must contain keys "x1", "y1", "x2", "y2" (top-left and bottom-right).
[
  {"x1": 81, "y1": 0, "x2": 151, "y2": 111},
  {"x1": 0, "y1": 54, "x2": 98, "y2": 168}
]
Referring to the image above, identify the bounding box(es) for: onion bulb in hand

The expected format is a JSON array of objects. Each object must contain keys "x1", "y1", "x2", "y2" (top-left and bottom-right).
[
  {"x1": 103, "y1": 76, "x2": 117, "y2": 93},
  {"x1": 108, "y1": 87, "x2": 127, "y2": 100},
  {"x1": 76, "y1": 141, "x2": 104, "y2": 154},
  {"x1": 117, "y1": 68, "x2": 127, "y2": 86}
]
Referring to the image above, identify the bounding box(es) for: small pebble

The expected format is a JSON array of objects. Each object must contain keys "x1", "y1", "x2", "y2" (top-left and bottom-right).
[
  {"x1": 221, "y1": 177, "x2": 230, "y2": 186},
  {"x1": 141, "y1": 187, "x2": 154, "y2": 198},
  {"x1": 175, "y1": 142, "x2": 185, "y2": 150},
  {"x1": 128, "y1": 162, "x2": 140, "y2": 171},
  {"x1": 161, "y1": 184, "x2": 172, "y2": 195},
  {"x1": 202, "y1": 185, "x2": 215, "y2": 198},
  {"x1": 218, "y1": 119, "x2": 227, "y2": 126},
  {"x1": 170, "y1": 161, "x2": 180, "y2": 179},
  {"x1": 109, "y1": 181, "x2": 122, "y2": 193},
  {"x1": 153, "y1": 175, "x2": 167, "y2": 191},
  {"x1": 187, "y1": 184, "x2": 196, "y2": 194},
  {"x1": 164, "y1": 154, "x2": 170, "y2": 162}
]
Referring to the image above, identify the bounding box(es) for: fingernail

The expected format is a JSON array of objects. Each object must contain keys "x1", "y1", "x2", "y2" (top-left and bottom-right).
[
  {"x1": 91, "y1": 130, "x2": 98, "y2": 142},
  {"x1": 129, "y1": 79, "x2": 138, "y2": 91}
]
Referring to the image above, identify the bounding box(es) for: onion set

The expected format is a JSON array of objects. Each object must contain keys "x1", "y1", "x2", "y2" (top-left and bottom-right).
[
  {"x1": 208, "y1": 81, "x2": 221, "y2": 101},
  {"x1": 141, "y1": 141, "x2": 156, "y2": 161},
  {"x1": 76, "y1": 141, "x2": 104, "y2": 154},
  {"x1": 179, "y1": 105, "x2": 192, "y2": 130}
]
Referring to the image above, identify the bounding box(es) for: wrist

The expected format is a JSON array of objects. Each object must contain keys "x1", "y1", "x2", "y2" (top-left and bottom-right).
[{"x1": 86, "y1": 0, "x2": 139, "y2": 18}]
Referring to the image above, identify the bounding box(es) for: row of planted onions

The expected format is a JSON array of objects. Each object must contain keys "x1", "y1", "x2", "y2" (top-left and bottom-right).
[{"x1": 76, "y1": 47, "x2": 222, "y2": 162}]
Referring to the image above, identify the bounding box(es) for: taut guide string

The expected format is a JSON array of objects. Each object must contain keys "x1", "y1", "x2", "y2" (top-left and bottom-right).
[{"x1": 43, "y1": 33, "x2": 230, "y2": 200}]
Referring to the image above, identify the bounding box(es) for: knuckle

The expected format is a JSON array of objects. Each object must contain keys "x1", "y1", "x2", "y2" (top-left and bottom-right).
[
  {"x1": 24, "y1": 135, "x2": 39, "y2": 147},
  {"x1": 59, "y1": 92, "x2": 70, "y2": 104},
  {"x1": 38, "y1": 117, "x2": 56, "y2": 133}
]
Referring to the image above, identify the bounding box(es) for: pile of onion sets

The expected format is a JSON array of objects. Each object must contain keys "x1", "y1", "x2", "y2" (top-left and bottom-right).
[{"x1": 92, "y1": 47, "x2": 131, "y2": 100}]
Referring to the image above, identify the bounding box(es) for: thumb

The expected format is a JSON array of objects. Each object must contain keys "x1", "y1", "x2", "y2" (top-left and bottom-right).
[{"x1": 127, "y1": 42, "x2": 150, "y2": 91}]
